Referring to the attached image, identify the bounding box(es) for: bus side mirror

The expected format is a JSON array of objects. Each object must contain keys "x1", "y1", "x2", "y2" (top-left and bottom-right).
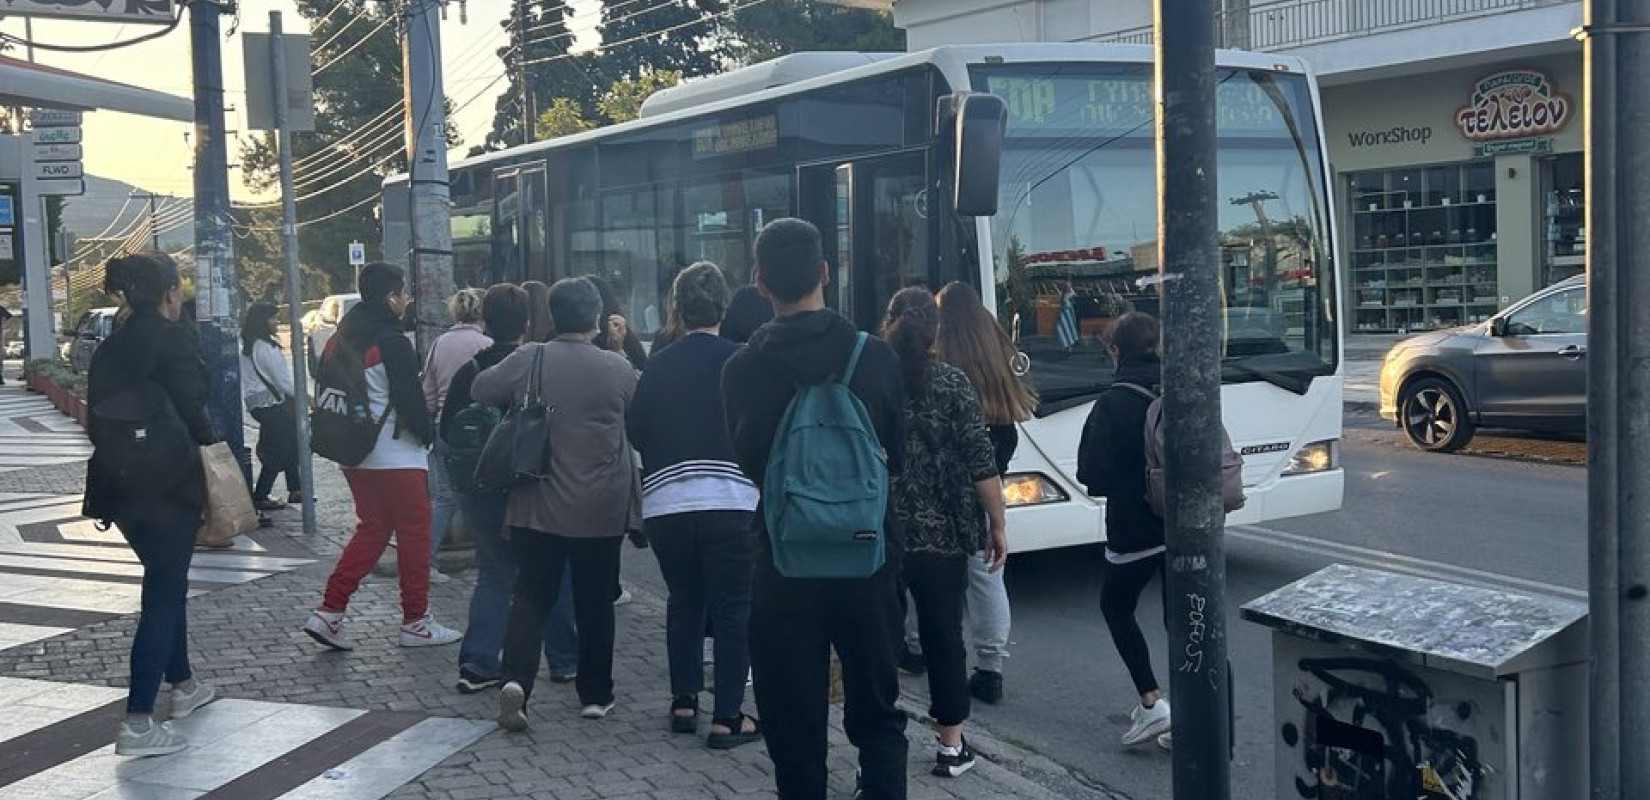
[{"x1": 940, "y1": 92, "x2": 1007, "y2": 217}]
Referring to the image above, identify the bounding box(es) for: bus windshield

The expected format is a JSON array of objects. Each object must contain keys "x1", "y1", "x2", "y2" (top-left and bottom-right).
[{"x1": 972, "y1": 63, "x2": 1338, "y2": 409}]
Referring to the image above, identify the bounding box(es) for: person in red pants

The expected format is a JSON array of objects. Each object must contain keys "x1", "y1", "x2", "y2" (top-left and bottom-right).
[{"x1": 301, "y1": 262, "x2": 462, "y2": 650}]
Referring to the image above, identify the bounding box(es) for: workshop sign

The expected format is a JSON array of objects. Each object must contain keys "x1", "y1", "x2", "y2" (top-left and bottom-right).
[{"x1": 1455, "y1": 70, "x2": 1573, "y2": 142}]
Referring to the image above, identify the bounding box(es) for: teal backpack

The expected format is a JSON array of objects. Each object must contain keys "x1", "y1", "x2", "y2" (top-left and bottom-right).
[{"x1": 763, "y1": 332, "x2": 889, "y2": 579}]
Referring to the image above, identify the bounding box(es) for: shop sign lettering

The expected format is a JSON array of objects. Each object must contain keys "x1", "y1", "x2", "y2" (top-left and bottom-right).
[
  {"x1": 1347, "y1": 125, "x2": 1432, "y2": 149},
  {"x1": 1455, "y1": 70, "x2": 1572, "y2": 142}
]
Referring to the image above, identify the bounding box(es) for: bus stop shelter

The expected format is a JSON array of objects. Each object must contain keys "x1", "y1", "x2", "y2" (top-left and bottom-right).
[{"x1": 0, "y1": 54, "x2": 192, "y2": 359}]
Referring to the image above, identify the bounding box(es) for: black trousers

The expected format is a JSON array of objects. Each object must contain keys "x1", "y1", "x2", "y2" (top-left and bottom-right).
[
  {"x1": 502, "y1": 530, "x2": 623, "y2": 707},
  {"x1": 904, "y1": 553, "x2": 969, "y2": 726},
  {"x1": 251, "y1": 404, "x2": 300, "y2": 499},
  {"x1": 751, "y1": 562, "x2": 908, "y2": 800},
  {"x1": 1100, "y1": 552, "x2": 1167, "y2": 696},
  {"x1": 647, "y1": 511, "x2": 755, "y2": 720}
]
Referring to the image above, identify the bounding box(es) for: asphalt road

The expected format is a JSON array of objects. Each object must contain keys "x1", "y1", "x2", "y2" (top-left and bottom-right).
[{"x1": 619, "y1": 417, "x2": 1587, "y2": 799}]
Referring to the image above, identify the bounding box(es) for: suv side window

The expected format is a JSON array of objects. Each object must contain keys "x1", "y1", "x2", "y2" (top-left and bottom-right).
[{"x1": 1505, "y1": 288, "x2": 1587, "y2": 336}]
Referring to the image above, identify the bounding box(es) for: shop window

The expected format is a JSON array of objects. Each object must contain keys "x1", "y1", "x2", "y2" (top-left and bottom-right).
[
  {"x1": 1349, "y1": 162, "x2": 1499, "y2": 333},
  {"x1": 1542, "y1": 153, "x2": 1585, "y2": 286}
]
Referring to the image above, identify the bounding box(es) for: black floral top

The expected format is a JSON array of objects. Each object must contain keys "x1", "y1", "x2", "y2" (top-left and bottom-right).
[{"x1": 894, "y1": 361, "x2": 1000, "y2": 558}]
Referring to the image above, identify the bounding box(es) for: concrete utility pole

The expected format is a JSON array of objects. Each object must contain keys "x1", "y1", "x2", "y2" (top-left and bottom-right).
[
  {"x1": 1584, "y1": 0, "x2": 1650, "y2": 797},
  {"x1": 1155, "y1": 0, "x2": 1231, "y2": 796},
  {"x1": 269, "y1": 10, "x2": 317, "y2": 537},
  {"x1": 400, "y1": 0, "x2": 456, "y2": 355},
  {"x1": 134, "y1": 192, "x2": 163, "y2": 251},
  {"x1": 190, "y1": 0, "x2": 246, "y2": 468},
  {"x1": 515, "y1": 0, "x2": 535, "y2": 145}
]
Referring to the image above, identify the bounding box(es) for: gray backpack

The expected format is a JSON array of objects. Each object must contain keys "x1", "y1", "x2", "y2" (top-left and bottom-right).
[{"x1": 1113, "y1": 383, "x2": 1246, "y2": 517}]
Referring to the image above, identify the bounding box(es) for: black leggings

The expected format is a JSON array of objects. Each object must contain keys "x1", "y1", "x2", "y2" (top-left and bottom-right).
[
  {"x1": 251, "y1": 404, "x2": 300, "y2": 499},
  {"x1": 1100, "y1": 552, "x2": 1166, "y2": 697},
  {"x1": 904, "y1": 553, "x2": 969, "y2": 726}
]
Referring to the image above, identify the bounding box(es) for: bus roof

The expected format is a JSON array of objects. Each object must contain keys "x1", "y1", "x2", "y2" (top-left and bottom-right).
[{"x1": 384, "y1": 43, "x2": 1313, "y2": 188}]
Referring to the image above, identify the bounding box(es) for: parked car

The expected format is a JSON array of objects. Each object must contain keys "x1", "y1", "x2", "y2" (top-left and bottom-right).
[
  {"x1": 1379, "y1": 276, "x2": 1587, "y2": 452},
  {"x1": 4, "y1": 341, "x2": 22, "y2": 359},
  {"x1": 68, "y1": 307, "x2": 120, "y2": 373},
  {"x1": 301, "y1": 293, "x2": 359, "y2": 371}
]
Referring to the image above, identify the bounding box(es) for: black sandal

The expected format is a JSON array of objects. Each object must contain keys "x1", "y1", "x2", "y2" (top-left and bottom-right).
[
  {"x1": 707, "y1": 714, "x2": 762, "y2": 750},
  {"x1": 670, "y1": 695, "x2": 698, "y2": 734}
]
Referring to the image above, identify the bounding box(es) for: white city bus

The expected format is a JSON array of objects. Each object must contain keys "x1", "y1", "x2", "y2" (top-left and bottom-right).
[{"x1": 383, "y1": 43, "x2": 1344, "y2": 552}]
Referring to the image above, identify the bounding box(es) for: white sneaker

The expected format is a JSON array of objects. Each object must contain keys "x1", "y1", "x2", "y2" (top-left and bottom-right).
[
  {"x1": 498, "y1": 682, "x2": 528, "y2": 732},
  {"x1": 429, "y1": 569, "x2": 451, "y2": 585},
  {"x1": 303, "y1": 609, "x2": 354, "y2": 651},
  {"x1": 613, "y1": 588, "x2": 633, "y2": 607},
  {"x1": 1123, "y1": 699, "x2": 1171, "y2": 746},
  {"x1": 169, "y1": 681, "x2": 217, "y2": 719},
  {"x1": 400, "y1": 614, "x2": 462, "y2": 647},
  {"x1": 1157, "y1": 731, "x2": 1173, "y2": 750},
  {"x1": 116, "y1": 720, "x2": 188, "y2": 757},
  {"x1": 580, "y1": 701, "x2": 616, "y2": 719}
]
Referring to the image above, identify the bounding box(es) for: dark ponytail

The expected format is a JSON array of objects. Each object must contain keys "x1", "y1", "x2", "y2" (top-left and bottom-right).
[
  {"x1": 104, "y1": 253, "x2": 180, "y2": 313},
  {"x1": 880, "y1": 286, "x2": 938, "y2": 399}
]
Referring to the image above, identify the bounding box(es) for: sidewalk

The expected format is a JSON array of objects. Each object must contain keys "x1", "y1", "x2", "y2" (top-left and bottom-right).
[{"x1": 0, "y1": 384, "x2": 1108, "y2": 800}]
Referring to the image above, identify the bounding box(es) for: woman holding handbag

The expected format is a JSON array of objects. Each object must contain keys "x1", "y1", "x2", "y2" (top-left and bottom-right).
[
  {"x1": 85, "y1": 253, "x2": 220, "y2": 757},
  {"x1": 240, "y1": 302, "x2": 301, "y2": 511}
]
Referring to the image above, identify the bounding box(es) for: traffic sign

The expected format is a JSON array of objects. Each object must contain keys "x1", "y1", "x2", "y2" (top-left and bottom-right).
[
  {"x1": 36, "y1": 179, "x2": 85, "y2": 197},
  {"x1": 348, "y1": 241, "x2": 366, "y2": 266},
  {"x1": 33, "y1": 143, "x2": 81, "y2": 162},
  {"x1": 29, "y1": 109, "x2": 82, "y2": 128},
  {"x1": 34, "y1": 127, "x2": 81, "y2": 145},
  {"x1": 32, "y1": 162, "x2": 82, "y2": 181}
]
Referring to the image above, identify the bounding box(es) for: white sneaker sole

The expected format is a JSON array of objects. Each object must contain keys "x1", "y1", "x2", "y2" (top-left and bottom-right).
[
  {"x1": 303, "y1": 617, "x2": 353, "y2": 651},
  {"x1": 116, "y1": 741, "x2": 188, "y2": 758},
  {"x1": 498, "y1": 684, "x2": 528, "y2": 732},
  {"x1": 1122, "y1": 715, "x2": 1171, "y2": 746},
  {"x1": 933, "y1": 758, "x2": 977, "y2": 778},
  {"x1": 399, "y1": 633, "x2": 462, "y2": 648},
  {"x1": 580, "y1": 702, "x2": 616, "y2": 720},
  {"x1": 170, "y1": 685, "x2": 216, "y2": 719}
]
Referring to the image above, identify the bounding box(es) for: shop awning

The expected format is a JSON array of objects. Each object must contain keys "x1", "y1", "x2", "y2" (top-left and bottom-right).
[{"x1": 0, "y1": 55, "x2": 192, "y2": 121}]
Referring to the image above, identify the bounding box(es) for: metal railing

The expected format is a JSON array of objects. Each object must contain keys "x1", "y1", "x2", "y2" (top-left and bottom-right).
[{"x1": 1089, "y1": 0, "x2": 1575, "y2": 51}]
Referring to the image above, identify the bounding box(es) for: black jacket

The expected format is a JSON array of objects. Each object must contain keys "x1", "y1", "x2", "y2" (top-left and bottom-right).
[
  {"x1": 722, "y1": 309, "x2": 905, "y2": 556},
  {"x1": 628, "y1": 332, "x2": 748, "y2": 496},
  {"x1": 85, "y1": 309, "x2": 216, "y2": 513},
  {"x1": 1077, "y1": 355, "x2": 1165, "y2": 556},
  {"x1": 439, "y1": 341, "x2": 519, "y2": 443},
  {"x1": 720, "y1": 286, "x2": 774, "y2": 345},
  {"x1": 335, "y1": 301, "x2": 431, "y2": 446}
]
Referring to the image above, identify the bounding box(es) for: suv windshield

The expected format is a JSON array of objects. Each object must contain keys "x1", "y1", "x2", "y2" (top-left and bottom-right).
[{"x1": 972, "y1": 63, "x2": 1338, "y2": 407}]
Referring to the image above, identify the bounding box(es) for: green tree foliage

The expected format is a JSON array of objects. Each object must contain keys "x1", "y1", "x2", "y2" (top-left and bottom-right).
[
  {"x1": 599, "y1": 1, "x2": 727, "y2": 81},
  {"x1": 596, "y1": 70, "x2": 682, "y2": 124},
  {"x1": 726, "y1": 0, "x2": 905, "y2": 62},
  {"x1": 485, "y1": 1, "x2": 602, "y2": 151},
  {"x1": 535, "y1": 97, "x2": 595, "y2": 139},
  {"x1": 239, "y1": 1, "x2": 407, "y2": 299}
]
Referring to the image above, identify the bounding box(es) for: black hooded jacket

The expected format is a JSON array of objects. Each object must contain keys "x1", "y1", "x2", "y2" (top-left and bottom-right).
[
  {"x1": 333, "y1": 300, "x2": 431, "y2": 446},
  {"x1": 721, "y1": 309, "x2": 905, "y2": 555},
  {"x1": 1077, "y1": 355, "x2": 1166, "y2": 556}
]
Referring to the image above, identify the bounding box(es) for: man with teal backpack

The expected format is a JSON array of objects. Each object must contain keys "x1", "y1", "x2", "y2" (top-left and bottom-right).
[{"x1": 723, "y1": 219, "x2": 909, "y2": 800}]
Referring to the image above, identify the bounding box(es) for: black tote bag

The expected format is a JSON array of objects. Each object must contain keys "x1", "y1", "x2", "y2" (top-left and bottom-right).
[{"x1": 474, "y1": 344, "x2": 553, "y2": 489}]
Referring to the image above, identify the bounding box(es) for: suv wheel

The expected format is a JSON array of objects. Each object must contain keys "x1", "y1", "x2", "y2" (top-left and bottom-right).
[{"x1": 1399, "y1": 377, "x2": 1475, "y2": 452}]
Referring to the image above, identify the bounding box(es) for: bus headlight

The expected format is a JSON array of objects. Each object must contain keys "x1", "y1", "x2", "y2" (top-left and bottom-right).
[
  {"x1": 1282, "y1": 440, "x2": 1338, "y2": 475},
  {"x1": 1001, "y1": 473, "x2": 1069, "y2": 507}
]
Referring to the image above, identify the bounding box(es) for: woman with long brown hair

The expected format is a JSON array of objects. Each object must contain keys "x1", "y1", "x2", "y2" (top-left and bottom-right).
[{"x1": 927, "y1": 281, "x2": 1037, "y2": 706}]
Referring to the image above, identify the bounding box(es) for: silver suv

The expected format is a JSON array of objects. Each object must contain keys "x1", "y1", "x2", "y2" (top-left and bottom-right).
[
  {"x1": 68, "y1": 307, "x2": 120, "y2": 373},
  {"x1": 1379, "y1": 276, "x2": 1586, "y2": 451}
]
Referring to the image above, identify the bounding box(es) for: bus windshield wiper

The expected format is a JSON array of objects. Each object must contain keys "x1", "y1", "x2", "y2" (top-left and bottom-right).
[{"x1": 1222, "y1": 360, "x2": 1313, "y2": 396}]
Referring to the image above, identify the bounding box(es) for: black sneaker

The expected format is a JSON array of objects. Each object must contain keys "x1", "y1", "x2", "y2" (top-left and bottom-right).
[
  {"x1": 969, "y1": 669, "x2": 1004, "y2": 705},
  {"x1": 456, "y1": 670, "x2": 501, "y2": 694},
  {"x1": 897, "y1": 648, "x2": 927, "y2": 676},
  {"x1": 933, "y1": 738, "x2": 977, "y2": 778}
]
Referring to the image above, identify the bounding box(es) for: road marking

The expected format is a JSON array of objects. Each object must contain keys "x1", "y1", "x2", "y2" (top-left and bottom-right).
[{"x1": 1229, "y1": 523, "x2": 1588, "y2": 601}]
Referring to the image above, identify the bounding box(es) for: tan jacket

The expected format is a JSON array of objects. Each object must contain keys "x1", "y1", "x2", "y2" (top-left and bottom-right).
[{"x1": 471, "y1": 336, "x2": 641, "y2": 538}]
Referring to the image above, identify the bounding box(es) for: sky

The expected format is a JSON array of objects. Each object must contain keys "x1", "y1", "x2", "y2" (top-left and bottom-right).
[{"x1": 0, "y1": 0, "x2": 601, "y2": 203}]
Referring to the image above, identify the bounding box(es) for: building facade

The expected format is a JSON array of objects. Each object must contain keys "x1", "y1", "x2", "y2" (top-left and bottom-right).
[{"x1": 830, "y1": 0, "x2": 1587, "y2": 332}]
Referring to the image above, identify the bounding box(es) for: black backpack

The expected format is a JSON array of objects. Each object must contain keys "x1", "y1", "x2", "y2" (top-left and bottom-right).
[
  {"x1": 87, "y1": 380, "x2": 195, "y2": 498},
  {"x1": 310, "y1": 335, "x2": 389, "y2": 466},
  {"x1": 442, "y1": 359, "x2": 507, "y2": 494}
]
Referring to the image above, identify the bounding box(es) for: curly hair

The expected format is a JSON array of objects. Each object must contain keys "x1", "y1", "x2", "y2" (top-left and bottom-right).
[
  {"x1": 447, "y1": 288, "x2": 485, "y2": 324},
  {"x1": 673, "y1": 261, "x2": 730, "y2": 330},
  {"x1": 880, "y1": 286, "x2": 939, "y2": 399}
]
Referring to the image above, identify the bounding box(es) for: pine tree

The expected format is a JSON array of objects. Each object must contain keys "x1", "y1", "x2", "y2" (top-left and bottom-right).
[
  {"x1": 485, "y1": 0, "x2": 602, "y2": 151},
  {"x1": 598, "y1": 0, "x2": 728, "y2": 81},
  {"x1": 727, "y1": 0, "x2": 904, "y2": 63},
  {"x1": 239, "y1": 1, "x2": 408, "y2": 297}
]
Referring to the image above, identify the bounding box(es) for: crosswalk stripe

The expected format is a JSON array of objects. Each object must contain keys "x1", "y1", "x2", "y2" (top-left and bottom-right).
[{"x1": 0, "y1": 679, "x2": 493, "y2": 800}]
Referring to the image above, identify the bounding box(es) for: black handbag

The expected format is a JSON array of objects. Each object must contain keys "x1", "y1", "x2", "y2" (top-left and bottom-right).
[{"x1": 475, "y1": 344, "x2": 553, "y2": 489}]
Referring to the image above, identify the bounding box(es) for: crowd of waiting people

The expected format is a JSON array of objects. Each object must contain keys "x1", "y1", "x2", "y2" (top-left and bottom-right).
[{"x1": 83, "y1": 218, "x2": 1177, "y2": 798}]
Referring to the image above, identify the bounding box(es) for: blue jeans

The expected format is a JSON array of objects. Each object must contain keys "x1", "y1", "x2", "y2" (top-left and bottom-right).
[
  {"x1": 116, "y1": 501, "x2": 198, "y2": 714},
  {"x1": 458, "y1": 491, "x2": 577, "y2": 678},
  {"x1": 427, "y1": 443, "x2": 458, "y2": 569},
  {"x1": 647, "y1": 510, "x2": 754, "y2": 721}
]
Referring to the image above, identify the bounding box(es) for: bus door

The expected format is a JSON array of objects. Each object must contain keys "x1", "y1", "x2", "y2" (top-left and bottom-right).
[
  {"x1": 492, "y1": 165, "x2": 548, "y2": 285},
  {"x1": 798, "y1": 151, "x2": 930, "y2": 331}
]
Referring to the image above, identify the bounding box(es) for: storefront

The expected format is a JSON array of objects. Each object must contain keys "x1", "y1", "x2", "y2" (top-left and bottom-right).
[{"x1": 1324, "y1": 52, "x2": 1585, "y2": 333}]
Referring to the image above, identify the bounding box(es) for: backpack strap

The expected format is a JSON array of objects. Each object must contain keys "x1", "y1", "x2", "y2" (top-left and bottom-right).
[
  {"x1": 1111, "y1": 381, "x2": 1158, "y2": 402},
  {"x1": 839, "y1": 331, "x2": 869, "y2": 387}
]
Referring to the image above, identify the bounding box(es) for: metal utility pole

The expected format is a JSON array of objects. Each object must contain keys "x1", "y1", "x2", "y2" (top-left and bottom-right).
[
  {"x1": 134, "y1": 192, "x2": 163, "y2": 251},
  {"x1": 1584, "y1": 0, "x2": 1650, "y2": 797},
  {"x1": 515, "y1": 0, "x2": 535, "y2": 145},
  {"x1": 190, "y1": 0, "x2": 246, "y2": 478},
  {"x1": 269, "y1": 11, "x2": 317, "y2": 536},
  {"x1": 400, "y1": 0, "x2": 456, "y2": 355},
  {"x1": 1155, "y1": 0, "x2": 1230, "y2": 797}
]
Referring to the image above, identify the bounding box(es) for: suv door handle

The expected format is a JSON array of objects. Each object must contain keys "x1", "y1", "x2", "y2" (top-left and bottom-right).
[{"x1": 1559, "y1": 345, "x2": 1588, "y2": 360}]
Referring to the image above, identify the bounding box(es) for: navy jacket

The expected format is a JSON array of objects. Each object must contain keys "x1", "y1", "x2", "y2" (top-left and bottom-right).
[
  {"x1": 1077, "y1": 355, "x2": 1166, "y2": 556},
  {"x1": 626, "y1": 332, "x2": 748, "y2": 495}
]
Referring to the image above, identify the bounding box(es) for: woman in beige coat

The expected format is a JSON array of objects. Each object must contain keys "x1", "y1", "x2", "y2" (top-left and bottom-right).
[{"x1": 472, "y1": 277, "x2": 641, "y2": 729}]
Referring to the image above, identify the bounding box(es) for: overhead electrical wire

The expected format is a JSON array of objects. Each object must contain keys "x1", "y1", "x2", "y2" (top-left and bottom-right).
[
  {"x1": 313, "y1": 12, "x2": 398, "y2": 74},
  {"x1": 520, "y1": 0, "x2": 776, "y2": 67},
  {"x1": 0, "y1": 6, "x2": 184, "y2": 52}
]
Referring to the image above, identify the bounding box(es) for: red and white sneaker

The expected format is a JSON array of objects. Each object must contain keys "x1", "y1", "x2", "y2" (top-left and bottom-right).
[
  {"x1": 302, "y1": 609, "x2": 354, "y2": 651},
  {"x1": 400, "y1": 614, "x2": 462, "y2": 647}
]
